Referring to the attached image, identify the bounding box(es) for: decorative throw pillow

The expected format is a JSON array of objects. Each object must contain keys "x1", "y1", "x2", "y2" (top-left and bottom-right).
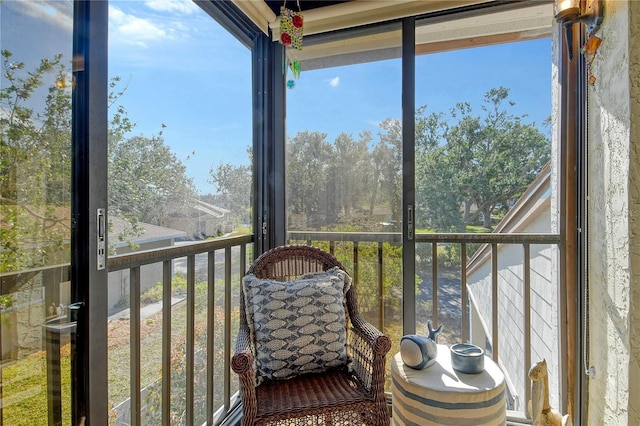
[{"x1": 242, "y1": 267, "x2": 351, "y2": 382}]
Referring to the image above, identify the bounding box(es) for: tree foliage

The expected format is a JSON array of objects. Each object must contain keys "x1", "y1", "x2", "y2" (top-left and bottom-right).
[
  {"x1": 1, "y1": 50, "x2": 198, "y2": 270},
  {"x1": 109, "y1": 131, "x2": 196, "y2": 225},
  {"x1": 212, "y1": 88, "x2": 549, "y2": 234},
  {"x1": 416, "y1": 87, "x2": 550, "y2": 230},
  {"x1": 209, "y1": 148, "x2": 252, "y2": 226},
  {"x1": 1, "y1": 50, "x2": 71, "y2": 271},
  {"x1": 108, "y1": 78, "x2": 197, "y2": 230}
]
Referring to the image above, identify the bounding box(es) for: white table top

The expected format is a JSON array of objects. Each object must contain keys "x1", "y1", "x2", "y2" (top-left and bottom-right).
[{"x1": 392, "y1": 343, "x2": 505, "y2": 394}]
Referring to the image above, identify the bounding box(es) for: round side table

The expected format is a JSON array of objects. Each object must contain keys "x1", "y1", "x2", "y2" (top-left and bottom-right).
[{"x1": 391, "y1": 344, "x2": 506, "y2": 426}]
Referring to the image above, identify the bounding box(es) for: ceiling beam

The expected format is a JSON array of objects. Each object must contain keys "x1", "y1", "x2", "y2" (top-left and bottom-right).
[
  {"x1": 233, "y1": 0, "x2": 494, "y2": 38},
  {"x1": 284, "y1": 2, "x2": 553, "y2": 68},
  {"x1": 231, "y1": 0, "x2": 277, "y2": 34}
]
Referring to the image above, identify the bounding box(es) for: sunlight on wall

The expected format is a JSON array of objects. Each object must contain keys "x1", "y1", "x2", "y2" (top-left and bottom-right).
[{"x1": 587, "y1": 0, "x2": 640, "y2": 424}]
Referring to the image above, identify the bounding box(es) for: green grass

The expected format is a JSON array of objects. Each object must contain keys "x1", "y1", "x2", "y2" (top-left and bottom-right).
[
  {"x1": 465, "y1": 225, "x2": 493, "y2": 233},
  {"x1": 1, "y1": 347, "x2": 72, "y2": 426},
  {"x1": 416, "y1": 226, "x2": 495, "y2": 233}
]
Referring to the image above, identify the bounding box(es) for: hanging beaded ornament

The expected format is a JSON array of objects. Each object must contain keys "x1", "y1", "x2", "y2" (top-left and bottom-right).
[
  {"x1": 279, "y1": 1, "x2": 303, "y2": 50},
  {"x1": 286, "y1": 59, "x2": 301, "y2": 89}
]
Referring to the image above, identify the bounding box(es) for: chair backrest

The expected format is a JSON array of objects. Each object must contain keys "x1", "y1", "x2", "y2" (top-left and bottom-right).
[
  {"x1": 248, "y1": 245, "x2": 345, "y2": 281},
  {"x1": 241, "y1": 245, "x2": 361, "y2": 327}
]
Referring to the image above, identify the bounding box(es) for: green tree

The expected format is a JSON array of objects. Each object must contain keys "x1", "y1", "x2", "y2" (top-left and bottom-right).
[
  {"x1": 209, "y1": 150, "x2": 252, "y2": 226},
  {"x1": 2, "y1": 49, "x2": 199, "y2": 268},
  {"x1": 108, "y1": 129, "x2": 197, "y2": 226},
  {"x1": 107, "y1": 77, "x2": 197, "y2": 238},
  {"x1": 373, "y1": 118, "x2": 403, "y2": 228},
  {"x1": 1, "y1": 50, "x2": 71, "y2": 271},
  {"x1": 416, "y1": 87, "x2": 550, "y2": 231},
  {"x1": 415, "y1": 106, "x2": 464, "y2": 231},
  {"x1": 287, "y1": 131, "x2": 333, "y2": 228},
  {"x1": 325, "y1": 131, "x2": 372, "y2": 224}
]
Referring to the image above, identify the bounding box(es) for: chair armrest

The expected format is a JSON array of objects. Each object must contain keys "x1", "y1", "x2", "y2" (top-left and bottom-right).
[
  {"x1": 232, "y1": 326, "x2": 258, "y2": 425},
  {"x1": 351, "y1": 314, "x2": 392, "y2": 356},
  {"x1": 231, "y1": 327, "x2": 253, "y2": 374},
  {"x1": 232, "y1": 325, "x2": 254, "y2": 375},
  {"x1": 348, "y1": 313, "x2": 391, "y2": 402}
]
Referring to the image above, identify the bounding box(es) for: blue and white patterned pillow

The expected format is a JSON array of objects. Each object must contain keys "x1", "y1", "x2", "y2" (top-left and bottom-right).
[{"x1": 242, "y1": 267, "x2": 351, "y2": 382}]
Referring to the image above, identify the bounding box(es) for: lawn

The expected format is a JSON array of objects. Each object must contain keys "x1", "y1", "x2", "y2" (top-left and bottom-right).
[{"x1": 1, "y1": 345, "x2": 72, "y2": 425}]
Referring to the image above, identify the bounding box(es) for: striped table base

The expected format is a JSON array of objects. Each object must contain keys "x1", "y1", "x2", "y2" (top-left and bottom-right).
[{"x1": 391, "y1": 346, "x2": 506, "y2": 426}]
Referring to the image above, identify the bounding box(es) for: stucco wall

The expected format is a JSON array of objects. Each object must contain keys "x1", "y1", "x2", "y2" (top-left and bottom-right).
[
  {"x1": 587, "y1": 0, "x2": 639, "y2": 424},
  {"x1": 628, "y1": 0, "x2": 640, "y2": 422}
]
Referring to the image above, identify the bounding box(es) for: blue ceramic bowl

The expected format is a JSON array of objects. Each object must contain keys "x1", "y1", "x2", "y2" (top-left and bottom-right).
[{"x1": 450, "y1": 343, "x2": 485, "y2": 374}]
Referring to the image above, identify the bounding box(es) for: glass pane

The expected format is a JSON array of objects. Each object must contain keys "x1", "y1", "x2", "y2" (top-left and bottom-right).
[
  {"x1": 107, "y1": 1, "x2": 251, "y2": 423},
  {"x1": 415, "y1": 6, "x2": 555, "y2": 417},
  {"x1": 1, "y1": 1, "x2": 74, "y2": 424},
  {"x1": 285, "y1": 24, "x2": 403, "y2": 391}
]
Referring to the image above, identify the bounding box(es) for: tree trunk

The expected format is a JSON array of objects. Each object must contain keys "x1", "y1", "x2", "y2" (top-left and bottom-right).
[
  {"x1": 482, "y1": 206, "x2": 492, "y2": 229},
  {"x1": 463, "y1": 201, "x2": 472, "y2": 227}
]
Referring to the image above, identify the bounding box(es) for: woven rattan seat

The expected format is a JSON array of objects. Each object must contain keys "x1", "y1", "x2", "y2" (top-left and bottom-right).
[{"x1": 232, "y1": 245, "x2": 391, "y2": 426}]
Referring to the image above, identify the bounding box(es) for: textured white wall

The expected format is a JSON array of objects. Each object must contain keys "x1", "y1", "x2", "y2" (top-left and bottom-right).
[
  {"x1": 586, "y1": 0, "x2": 640, "y2": 424},
  {"x1": 629, "y1": 0, "x2": 640, "y2": 421}
]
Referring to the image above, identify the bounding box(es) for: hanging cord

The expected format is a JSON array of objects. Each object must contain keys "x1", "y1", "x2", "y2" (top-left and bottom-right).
[
  {"x1": 282, "y1": 0, "x2": 301, "y2": 12},
  {"x1": 582, "y1": 47, "x2": 594, "y2": 379}
]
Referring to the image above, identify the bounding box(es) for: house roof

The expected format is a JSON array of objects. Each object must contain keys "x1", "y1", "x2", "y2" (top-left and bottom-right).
[
  {"x1": 192, "y1": 199, "x2": 231, "y2": 218},
  {"x1": 466, "y1": 162, "x2": 552, "y2": 272},
  {"x1": 109, "y1": 216, "x2": 187, "y2": 248}
]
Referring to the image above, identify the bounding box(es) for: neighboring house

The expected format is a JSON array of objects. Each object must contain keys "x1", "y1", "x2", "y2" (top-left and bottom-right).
[
  {"x1": 466, "y1": 163, "x2": 559, "y2": 412},
  {"x1": 108, "y1": 217, "x2": 187, "y2": 314},
  {"x1": 162, "y1": 198, "x2": 233, "y2": 240}
]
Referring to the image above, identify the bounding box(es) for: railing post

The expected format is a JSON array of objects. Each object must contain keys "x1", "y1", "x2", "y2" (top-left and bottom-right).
[
  {"x1": 353, "y1": 242, "x2": 359, "y2": 289},
  {"x1": 162, "y1": 260, "x2": 172, "y2": 424},
  {"x1": 224, "y1": 247, "x2": 232, "y2": 411},
  {"x1": 491, "y1": 243, "x2": 499, "y2": 363},
  {"x1": 186, "y1": 255, "x2": 196, "y2": 425},
  {"x1": 378, "y1": 242, "x2": 385, "y2": 332},
  {"x1": 130, "y1": 266, "x2": 141, "y2": 426},
  {"x1": 44, "y1": 324, "x2": 63, "y2": 426},
  {"x1": 432, "y1": 242, "x2": 438, "y2": 327},
  {"x1": 206, "y1": 250, "x2": 216, "y2": 425},
  {"x1": 461, "y1": 243, "x2": 468, "y2": 343},
  {"x1": 524, "y1": 243, "x2": 532, "y2": 417}
]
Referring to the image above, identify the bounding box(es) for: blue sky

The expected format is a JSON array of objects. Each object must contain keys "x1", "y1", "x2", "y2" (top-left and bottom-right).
[
  {"x1": 108, "y1": 1, "x2": 551, "y2": 194},
  {"x1": 109, "y1": 0, "x2": 253, "y2": 194},
  {"x1": 5, "y1": 1, "x2": 551, "y2": 195}
]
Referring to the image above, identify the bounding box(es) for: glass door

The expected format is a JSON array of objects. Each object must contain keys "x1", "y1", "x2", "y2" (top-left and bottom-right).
[
  {"x1": 107, "y1": 1, "x2": 252, "y2": 423},
  {"x1": 414, "y1": 3, "x2": 557, "y2": 417},
  {"x1": 1, "y1": 1, "x2": 74, "y2": 424},
  {"x1": 284, "y1": 23, "x2": 403, "y2": 389}
]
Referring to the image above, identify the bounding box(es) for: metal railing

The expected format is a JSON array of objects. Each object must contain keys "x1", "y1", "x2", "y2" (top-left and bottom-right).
[
  {"x1": 289, "y1": 230, "x2": 562, "y2": 415},
  {"x1": 108, "y1": 234, "x2": 253, "y2": 426},
  {"x1": 1, "y1": 230, "x2": 561, "y2": 424}
]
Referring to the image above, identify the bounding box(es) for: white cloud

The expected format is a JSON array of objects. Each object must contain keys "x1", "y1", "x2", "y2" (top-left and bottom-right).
[
  {"x1": 109, "y1": 6, "x2": 171, "y2": 48},
  {"x1": 13, "y1": 1, "x2": 73, "y2": 33},
  {"x1": 329, "y1": 77, "x2": 340, "y2": 88},
  {"x1": 144, "y1": 0, "x2": 199, "y2": 15}
]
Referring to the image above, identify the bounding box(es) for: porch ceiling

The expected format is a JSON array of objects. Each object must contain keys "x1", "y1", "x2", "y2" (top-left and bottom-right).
[
  {"x1": 232, "y1": 0, "x2": 497, "y2": 38},
  {"x1": 231, "y1": 0, "x2": 554, "y2": 66}
]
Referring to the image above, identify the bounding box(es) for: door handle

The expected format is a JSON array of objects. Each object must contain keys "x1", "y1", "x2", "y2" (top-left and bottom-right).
[{"x1": 407, "y1": 205, "x2": 414, "y2": 241}]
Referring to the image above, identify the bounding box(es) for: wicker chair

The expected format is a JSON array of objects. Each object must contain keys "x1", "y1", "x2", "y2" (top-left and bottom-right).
[{"x1": 232, "y1": 245, "x2": 391, "y2": 426}]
